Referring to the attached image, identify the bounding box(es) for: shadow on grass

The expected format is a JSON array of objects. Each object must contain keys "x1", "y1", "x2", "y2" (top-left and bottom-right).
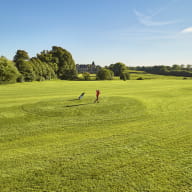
[
  {"x1": 67, "y1": 99, "x2": 79, "y2": 101},
  {"x1": 65, "y1": 103, "x2": 93, "y2": 107}
]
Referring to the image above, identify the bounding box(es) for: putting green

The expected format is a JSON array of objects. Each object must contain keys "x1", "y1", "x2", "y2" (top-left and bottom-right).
[{"x1": 21, "y1": 96, "x2": 147, "y2": 123}]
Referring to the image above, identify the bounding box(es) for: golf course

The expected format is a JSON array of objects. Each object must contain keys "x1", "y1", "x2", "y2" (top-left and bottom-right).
[{"x1": 0, "y1": 79, "x2": 192, "y2": 192}]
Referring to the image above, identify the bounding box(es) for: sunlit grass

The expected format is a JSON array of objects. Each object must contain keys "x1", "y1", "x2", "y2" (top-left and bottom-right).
[
  {"x1": 128, "y1": 70, "x2": 192, "y2": 80},
  {"x1": 0, "y1": 80, "x2": 192, "y2": 191}
]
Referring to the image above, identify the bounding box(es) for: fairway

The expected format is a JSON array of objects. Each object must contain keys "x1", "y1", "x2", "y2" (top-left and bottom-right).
[{"x1": 0, "y1": 80, "x2": 192, "y2": 192}]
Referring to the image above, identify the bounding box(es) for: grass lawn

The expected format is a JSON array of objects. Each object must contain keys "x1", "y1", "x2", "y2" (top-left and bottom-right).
[{"x1": 0, "y1": 80, "x2": 192, "y2": 192}]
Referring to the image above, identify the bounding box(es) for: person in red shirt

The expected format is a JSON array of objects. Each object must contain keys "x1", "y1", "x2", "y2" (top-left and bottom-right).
[{"x1": 95, "y1": 89, "x2": 100, "y2": 103}]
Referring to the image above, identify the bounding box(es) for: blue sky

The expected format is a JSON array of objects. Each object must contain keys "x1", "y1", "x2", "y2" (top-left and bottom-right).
[{"x1": 1, "y1": 0, "x2": 192, "y2": 66}]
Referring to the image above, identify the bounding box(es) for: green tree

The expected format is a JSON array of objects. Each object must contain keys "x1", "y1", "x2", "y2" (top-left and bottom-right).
[
  {"x1": 109, "y1": 62, "x2": 127, "y2": 76},
  {"x1": 82, "y1": 72, "x2": 91, "y2": 80},
  {"x1": 120, "y1": 70, "x2": 130, "y2": 80},
  {"x1": 0, "y1": 57, "x2": 20, "y2": 84},
  {"x1": 51, "y1": 46, "x2": 77, "y2": 79},
  {"x1": 13, "y1": 50, "x2": 36, "y2": 82},
  {"x1": 172, "y1": 64, "x2": 180, "y2": 70},
  {"x1": 30, "y1": 58, "x2": 56, "y2": 81},
  {"x1": 37, "y1": 46, "x2": 77, "y2": 80},
  {"x1": 13, "y1": 50, "x2": 29, "y2": 64},
  {"x1": 96, "y1": 68, "x2": 114, "y2": 80},
  {"x1": 16, "y1": 60, "x2": 36, "y2": 82},
  {"x1": 37, "y1": 50, "x2": 58, "y2": 73},
  {"x1": 186, "y1": 64, "x2": 192, "y2": 71}
]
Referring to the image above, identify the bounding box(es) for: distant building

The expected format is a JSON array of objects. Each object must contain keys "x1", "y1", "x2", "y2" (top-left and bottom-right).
[{"x1": 76, "y1": 61, "x2": 100, "y2": 74}]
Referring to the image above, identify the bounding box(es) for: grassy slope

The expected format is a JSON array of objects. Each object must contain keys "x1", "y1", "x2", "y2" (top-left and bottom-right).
[{"x1": 0, "y1": 80, "x2": 192, "y2": 192}]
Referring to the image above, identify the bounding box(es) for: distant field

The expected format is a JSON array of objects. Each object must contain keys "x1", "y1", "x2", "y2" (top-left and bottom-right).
[
  {"x1": 128, "y1": 70, "x2": 192, "y2": 80},
  {"x1": 0, "y1": 80, "x2": 192, "y2": 192},
  {"x1": 78, "y1": 70, "x2": 192, "y2": 80}
]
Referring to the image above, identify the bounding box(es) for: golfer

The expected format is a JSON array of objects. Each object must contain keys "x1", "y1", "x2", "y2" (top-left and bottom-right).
[
  {"x1": 78, "y1": 92, "x2": 85, "y2": 100},
  {"x1": 94, "y1": 89, "x2": 100, "y2": 103}
]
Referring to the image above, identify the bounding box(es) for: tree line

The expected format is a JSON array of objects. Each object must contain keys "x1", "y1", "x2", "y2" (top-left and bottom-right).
[
  {"x1": 0, "y1": 46, "x2": 130, "y2": 84},
  {"x1": 130, "y1": 65, "x2": 192, "y2": 77},
  {"x1": 81, "y1": 62, "x2": 130, "y2": 81},
  {"x1": 1, "y1": 45, "x2": 192, "y2": 84},
  {"x1": 0, "y1": 46, "x2": 77, "y2": 84}
]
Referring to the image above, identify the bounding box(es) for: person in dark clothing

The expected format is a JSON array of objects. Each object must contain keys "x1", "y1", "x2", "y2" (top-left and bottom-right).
[{"x1": 78, "y1": 92, "x2": 85, "y2": 100}]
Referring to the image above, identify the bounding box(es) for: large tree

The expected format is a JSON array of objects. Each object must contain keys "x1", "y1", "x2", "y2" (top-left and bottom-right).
[
  {"x1": 0, "y1": 57, "x2": 20, "y2": 84},
  {"x1": 13, "y1": 50, "x2": 29, "y2": 64},
  {"x1": 30, "y1": 58, "x2": 56, "y2": 81},
  {"x1": 13, "y1": 50, "x2": 36, "y2": 82},
  {"x1": 51, "y1": 46, "x2": 77, "y2": 79},
  {"x1": 36, "y1": 50, "x2": 58, "y2": 73},
  {"x1": 37, "y1": 46, "x2": 77, "y2": 80},
  {"x1": 109, "y1": 62, "x2": 127, "y2": 76},
  {"x1": 96, "y1": 68, "x2": 114, "y2": 80},
  {"x1": 120, "y1": 70, "x2": 130, "y2": 80}
]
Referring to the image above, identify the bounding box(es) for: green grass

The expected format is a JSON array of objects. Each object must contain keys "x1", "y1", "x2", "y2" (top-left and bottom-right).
[
  {"x1": 128, "y1": 70, "x2": 192, "y2": 80},
  {"x1": 78, "y1": 70, "x2": 192, "y2": 80},
  {"x1": 0, "y1": 80, "x2": 192, "y2": 192}
]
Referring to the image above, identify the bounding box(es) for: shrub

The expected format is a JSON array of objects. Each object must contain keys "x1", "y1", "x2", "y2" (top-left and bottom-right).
[
  {"x1": 96, "y1": 68, "x2": 114, "y2": 80},
  {"x1": 82, "y1": 72, "x2": 91, "y2": 80},
  {"x1": 120, "y1": 70, "x2": 130, "y2": 80},
  {"x1": 137, "y1": 77, "x2": 144, "y2": 80}
]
